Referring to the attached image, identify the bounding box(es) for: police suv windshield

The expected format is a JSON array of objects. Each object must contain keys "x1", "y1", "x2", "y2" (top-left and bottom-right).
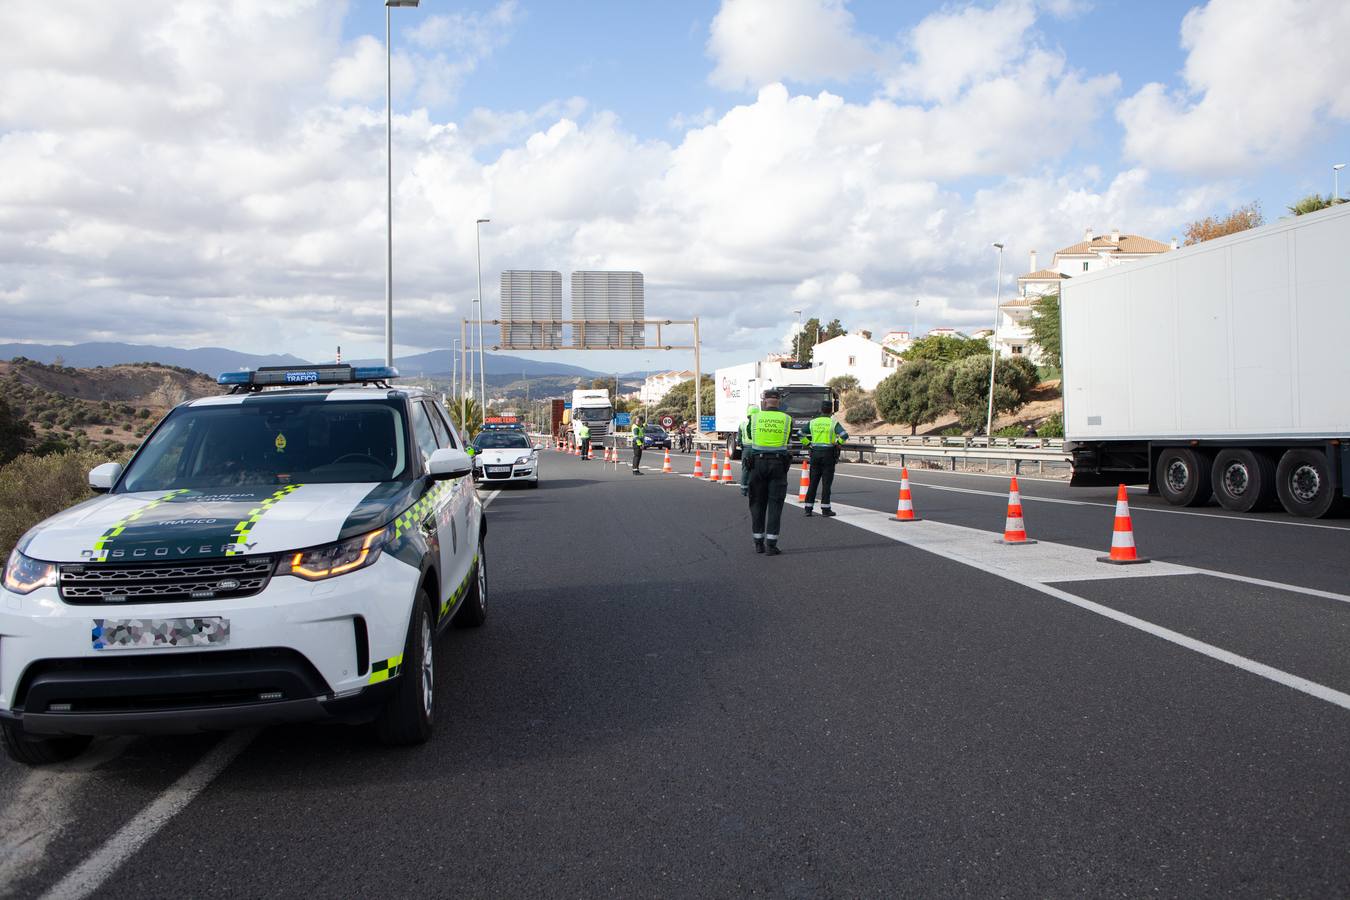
[
  {"x1": 474, "y1": 432, "x2": 531, "y2": 450},
  {"x1": 119, "y1": 397, "x2": 408, "y2": 492}
]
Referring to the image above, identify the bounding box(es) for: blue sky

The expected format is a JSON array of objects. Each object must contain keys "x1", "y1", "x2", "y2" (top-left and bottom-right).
[{"x1": 2, "y1": 0, "x2": 1348, "y2": 371}]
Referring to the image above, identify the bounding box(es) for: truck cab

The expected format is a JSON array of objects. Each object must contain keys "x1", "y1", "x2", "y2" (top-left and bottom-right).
[
  {"x1": 714, "y1": 361, "x2": 836, "y2": 460},
  {"x1": 569, "y1": 389, "x2": 614, "y2": 443}
]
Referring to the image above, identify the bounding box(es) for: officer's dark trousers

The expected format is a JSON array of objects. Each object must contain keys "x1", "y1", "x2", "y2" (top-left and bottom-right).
[
  {"x1": 804, "y1": 450, "x2": 836, "y2": 507},
  {"x1": 632, "y1": 444, "x2": 643, "y2": 470},
  {"x1": 747, "y1": 454, "x2": 789, "y2": 539},
  {"x1": 580, "y1": 438, "x2": 591, "y2": 459}
]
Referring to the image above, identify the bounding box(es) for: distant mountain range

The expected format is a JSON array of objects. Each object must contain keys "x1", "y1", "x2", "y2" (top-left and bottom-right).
[{"x1": 0, "y1": 341, "x2": 604, "y2": 380}]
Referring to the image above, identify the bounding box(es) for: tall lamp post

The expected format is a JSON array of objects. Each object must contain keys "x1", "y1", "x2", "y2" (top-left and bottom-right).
[
  {"x1": 384, "y1": 0, "x2": 419, "y2": 367},
  {"x1": 1335, "y1": 163, "x2": 1346, "y2": 203},
  {"x1": 475, "y1": 217, "x2": 490, "y2": 425},
  {"x1": 985, "y1": 242, "x2": 1005, "y2": 440}
]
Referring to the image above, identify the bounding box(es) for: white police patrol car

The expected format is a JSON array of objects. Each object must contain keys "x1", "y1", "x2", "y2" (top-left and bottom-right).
[
  {"x1": 0, "y1": 365, "x2": 486, "y2": 764},
  {"x1": 471, "y1": 420, "x2": 539, "y2": 487}
]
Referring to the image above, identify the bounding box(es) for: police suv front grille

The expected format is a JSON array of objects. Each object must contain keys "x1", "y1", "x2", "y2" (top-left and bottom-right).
[{"x1": 58, "y1": 557, "x2": 274, "y2": 605}]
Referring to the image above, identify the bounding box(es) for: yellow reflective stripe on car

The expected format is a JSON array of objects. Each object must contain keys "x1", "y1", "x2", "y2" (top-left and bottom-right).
[
  {"x1": 393, "y1": 480, "x2": 453, "y2": 540},
  {"x1": 439, "y1": 554, "x2": 479, "y2": 618},
  {"x1": 88, "y1": 489, "x2": 190, "y2": 561},
  {"x1": 368, "y1": 653, "x2": 404, "y2": 684},
  {"x1": 226, "y1": 484, "x2": 302, "y2": 556}
]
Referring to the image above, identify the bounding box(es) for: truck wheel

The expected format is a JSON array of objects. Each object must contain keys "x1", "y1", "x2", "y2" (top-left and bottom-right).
[
  {"x1": 1211, "y1": 449, "x2": 1276, "y2": 513},
  {"x1": 1155, "y1": 448, "x2": 1212, "y2": 507},
  {"x1": 1275, "y1": 449, "x2": 1340, "y2": 518},
  {"x1": 375, "y1": 589, "x2": 435, "y2": 746},
  {"x1": 0, "y1": 719, "x2": 92, "y2": 766},
  {"x1": 727, "y1": 436, "x2": 741, "y2": 461}
]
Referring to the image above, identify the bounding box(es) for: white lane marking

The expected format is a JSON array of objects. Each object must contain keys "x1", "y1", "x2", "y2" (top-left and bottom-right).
[
  {"x1": 835, "y1": 460, "x2": 1072, "y2": 485},
  {"x1": 41, "y1": 729, "x2": 258, "y2": 900},
  {"x1": 0, "y1": 737, "x2": 135, "y2": 886},
  {"x1": 822, "y1": 501, "x2": 1350, "y2": 712},
  {"x1": 829, "y1": 469, "x2": 1350, "y2": 531},
  {"x1": 481, "y1": 489, "x2": 502, "y2": 508}
]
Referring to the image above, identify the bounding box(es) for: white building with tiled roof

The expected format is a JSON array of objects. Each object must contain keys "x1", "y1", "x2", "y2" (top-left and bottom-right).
[
  {"x1": 640, "y1": 370, "x2": 694, "y2": 406},
  {"x1": 998, "y1": 227, "x2": 1175, "y2": 361}
]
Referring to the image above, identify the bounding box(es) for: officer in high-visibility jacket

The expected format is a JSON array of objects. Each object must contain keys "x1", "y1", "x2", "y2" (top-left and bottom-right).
[
  {"x1": 801, "y1": 400, "x2": 848, "y2": 517},
  {"x1": 738, "y1": 403, "x2": 758, "y2": 496},
  {"x1": 746, "y1": 390, "x2": 792, "y2": 555},
  {"x1": 577, "y1": 421, "x2": 591, "y2": 460},
  {"x1": 630, "y1": 417, "x2": 646, "y2": 474}
]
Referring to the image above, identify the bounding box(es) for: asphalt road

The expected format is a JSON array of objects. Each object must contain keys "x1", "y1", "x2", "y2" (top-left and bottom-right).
[{"x1": 3, "y1": 448, "x2": 1347, "y2": 898}]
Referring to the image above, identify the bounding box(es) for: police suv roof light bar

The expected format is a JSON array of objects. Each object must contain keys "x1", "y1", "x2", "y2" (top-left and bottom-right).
[{"x1": 217, "y1": 365, "x2": 400, "y2": 392}]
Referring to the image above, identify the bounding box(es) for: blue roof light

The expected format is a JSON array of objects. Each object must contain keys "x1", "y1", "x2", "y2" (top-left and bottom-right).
[
  {"x1": 353, "y1": 366, "x2": 400, "y2": 381},
  {"x1": 218, "y1": 364, "x2": 400, "y2": 390}
]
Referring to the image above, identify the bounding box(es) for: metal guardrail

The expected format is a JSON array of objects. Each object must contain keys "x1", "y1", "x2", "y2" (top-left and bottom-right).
[{"x1": 536, "y1": 432, "x2": 1071, "y2": 476}]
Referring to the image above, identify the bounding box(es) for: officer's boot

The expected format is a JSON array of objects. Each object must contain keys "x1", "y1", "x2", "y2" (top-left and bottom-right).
[
  {"x1": 753, "y1": 538, "x2": 765, "y2": 554},
  {"x1": 821, "y1": 505, "x2": 836, "y2": 518},
  {"x1": 803, "y1": 505, "x2": 813, "y2": 517},
  {"x1": 765, "y1": 539, "x2": 781, "y2": 556}
]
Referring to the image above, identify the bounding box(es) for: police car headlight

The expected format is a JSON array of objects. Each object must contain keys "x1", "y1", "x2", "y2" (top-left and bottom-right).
[
  {"x1": 515, "y1": 455, "x2": 532, "y2": 465},
  {"x1": 4, "y1": 550, "x2": 57, "y2": 595},
  {"x1": 278, "y1": 528, "x2": 385, "y2": 581}
]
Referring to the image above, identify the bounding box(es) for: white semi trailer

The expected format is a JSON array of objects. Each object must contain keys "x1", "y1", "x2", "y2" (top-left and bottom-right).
[{"x1": 1062, "y1": 202, "x2": 1350, "y2": 518}]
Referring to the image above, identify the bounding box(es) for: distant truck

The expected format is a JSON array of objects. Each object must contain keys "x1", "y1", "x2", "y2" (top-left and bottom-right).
[
  {"x1": 1062, "y1": 202, "x2": 1350, "y2": 518},
  {"x1": 569, "y1": 389, "x2": 614, "y2": 443},
  {"x1": 713, "y1": 360, "x2": 835, "y2": 459}
]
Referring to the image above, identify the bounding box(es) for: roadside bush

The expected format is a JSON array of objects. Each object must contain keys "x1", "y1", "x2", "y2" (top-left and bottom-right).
[
  {"x1": 940, "y1": 426, "x2": 965, "y2": 437},
  {"x1": 993, "y1": 425, "x2": 1025, "y2": 438},
  {"x1": 933, "y1": 354, "x2": 1039, "y2": 432},
  {"x1": 0, "y1": 449, "x2": 114, "y2": 558},
  {"x1": 842, "y1": 391, "x2": 876, "y2": 426},
  {"x1": 1037, "y1": 412, "x2": 1064, "y2": 438}
]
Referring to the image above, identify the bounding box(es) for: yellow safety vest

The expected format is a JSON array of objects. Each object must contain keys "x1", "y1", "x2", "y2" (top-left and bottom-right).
[{"x1": 749, "y1": 410, "x2": 791, "y2": 452}]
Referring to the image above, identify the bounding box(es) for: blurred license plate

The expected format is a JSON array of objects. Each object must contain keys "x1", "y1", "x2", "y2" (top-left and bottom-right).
[
  {"x1": 487, "y1": 466, "x2": 510, "y2": 474},
  {"x1": 93, "y1": 618, "x2": 229, "y2": 651}
]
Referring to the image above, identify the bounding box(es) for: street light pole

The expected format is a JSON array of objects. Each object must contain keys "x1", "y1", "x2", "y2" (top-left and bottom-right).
[
  {"x1": 475, "y1": 217, "x2": 490, "y2": 426},
  {"x1": 1334, "y1": 163, "x2": 1345, "y2": 203},
  {"x1": 383, "y1": 0, "x2": 420, "y2": 367},
  {"x1": 985, "y1": 242, "x2": 1005, "y2": 440}
]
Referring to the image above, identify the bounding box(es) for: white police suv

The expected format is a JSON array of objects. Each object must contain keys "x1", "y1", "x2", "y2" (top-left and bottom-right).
[{"x1": 0, "y1": 365, "x2": 486, "y2": 764}]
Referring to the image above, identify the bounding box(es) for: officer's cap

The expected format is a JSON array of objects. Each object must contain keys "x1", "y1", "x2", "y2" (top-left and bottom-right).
[{"x1": 761, "y1": 388, "x2": 782, "y2": 400}]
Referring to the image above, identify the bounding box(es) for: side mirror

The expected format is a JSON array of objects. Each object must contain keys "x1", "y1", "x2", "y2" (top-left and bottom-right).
[
  {"x1": 88, "y1": 462, "x2": 123, "y2": 493},
  {"x1": 427, "y1": 448, "x2": 472, "y2": 480}
]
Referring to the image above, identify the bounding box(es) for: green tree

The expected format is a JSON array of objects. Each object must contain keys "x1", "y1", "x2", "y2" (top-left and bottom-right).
[
  {"x1": 1029, "y1": 291, "x2": 1062, "y2": 367},
  {"x1": 655, "y1": 377, "x2": 715, "y2": 423},
  {"x1": 827, "y1": 374, "x2": 861, "y2": 394},
  {"x1": 0, "y1": 448, "x2": 114, "y2": 558},
  {"x1": 900, "y1": 334, "x2": 991, "y2": 364},
  {"x1": 1287, "y1": 193, "x2": 1342, "y2": 215},
  {"x1": 791, "y1": 317, "x2": 845, "y2": 364},
  {"x1": 932, "y1": 355, "x2": 1039, "y2": 432},
  {"x1": 445, "y1": 395, "x2": 484, "y2": 440},
  {"x1": 0, "y1": 398, "x2": 35, "y2": 465},
  {"x1": 875, "y1": 360, "x2": 944, "y2": 434}
]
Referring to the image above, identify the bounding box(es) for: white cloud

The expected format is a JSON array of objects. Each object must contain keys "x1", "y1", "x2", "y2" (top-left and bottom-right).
[
  {"x1": 0, "y1": 0, "x2": 1265, "y2": 365},
  {"x1": 1118, "y1": 0, "x2": 1350, "y2": 174},
  {"x1": 886, "y1": 0, "x2": 1039, "y2": 103},
  {"x1": 707, "y1": 0, "x2": 877, "y2": 90}
]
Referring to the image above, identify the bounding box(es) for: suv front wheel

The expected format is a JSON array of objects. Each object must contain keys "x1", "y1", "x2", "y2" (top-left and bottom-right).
[{"x1": 375, "y1": 589, "x2": 435, "y2": 746}]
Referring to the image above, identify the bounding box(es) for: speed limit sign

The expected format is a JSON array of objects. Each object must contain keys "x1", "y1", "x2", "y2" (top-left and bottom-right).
[{"x1": 661, "y1": 415, "x2": 675, "y2": 428}]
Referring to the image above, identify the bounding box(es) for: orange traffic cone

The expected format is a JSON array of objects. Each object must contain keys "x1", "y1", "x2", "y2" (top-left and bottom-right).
[
  {"x1": 693, "y1": 450, "x2": 704, "y2": 479},
  {"x1": 797, "y1": 457, "x2": 810, "y2": 503},
  {"x1": 999, "y1": 476, "x2": 1036, "y2": 544},
  {"x1": 662, "y1": 448, "x2": 673, "y2": 473},
  {"x1": 719, "y1": 451, "x2": 733, "y2": 484},
  {"x1": 1098, "y1": 484, "x2": 1149, "y2": 564},
  {"x1": 892, "y1": 467, "x2": 922, "y2": 522}
]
